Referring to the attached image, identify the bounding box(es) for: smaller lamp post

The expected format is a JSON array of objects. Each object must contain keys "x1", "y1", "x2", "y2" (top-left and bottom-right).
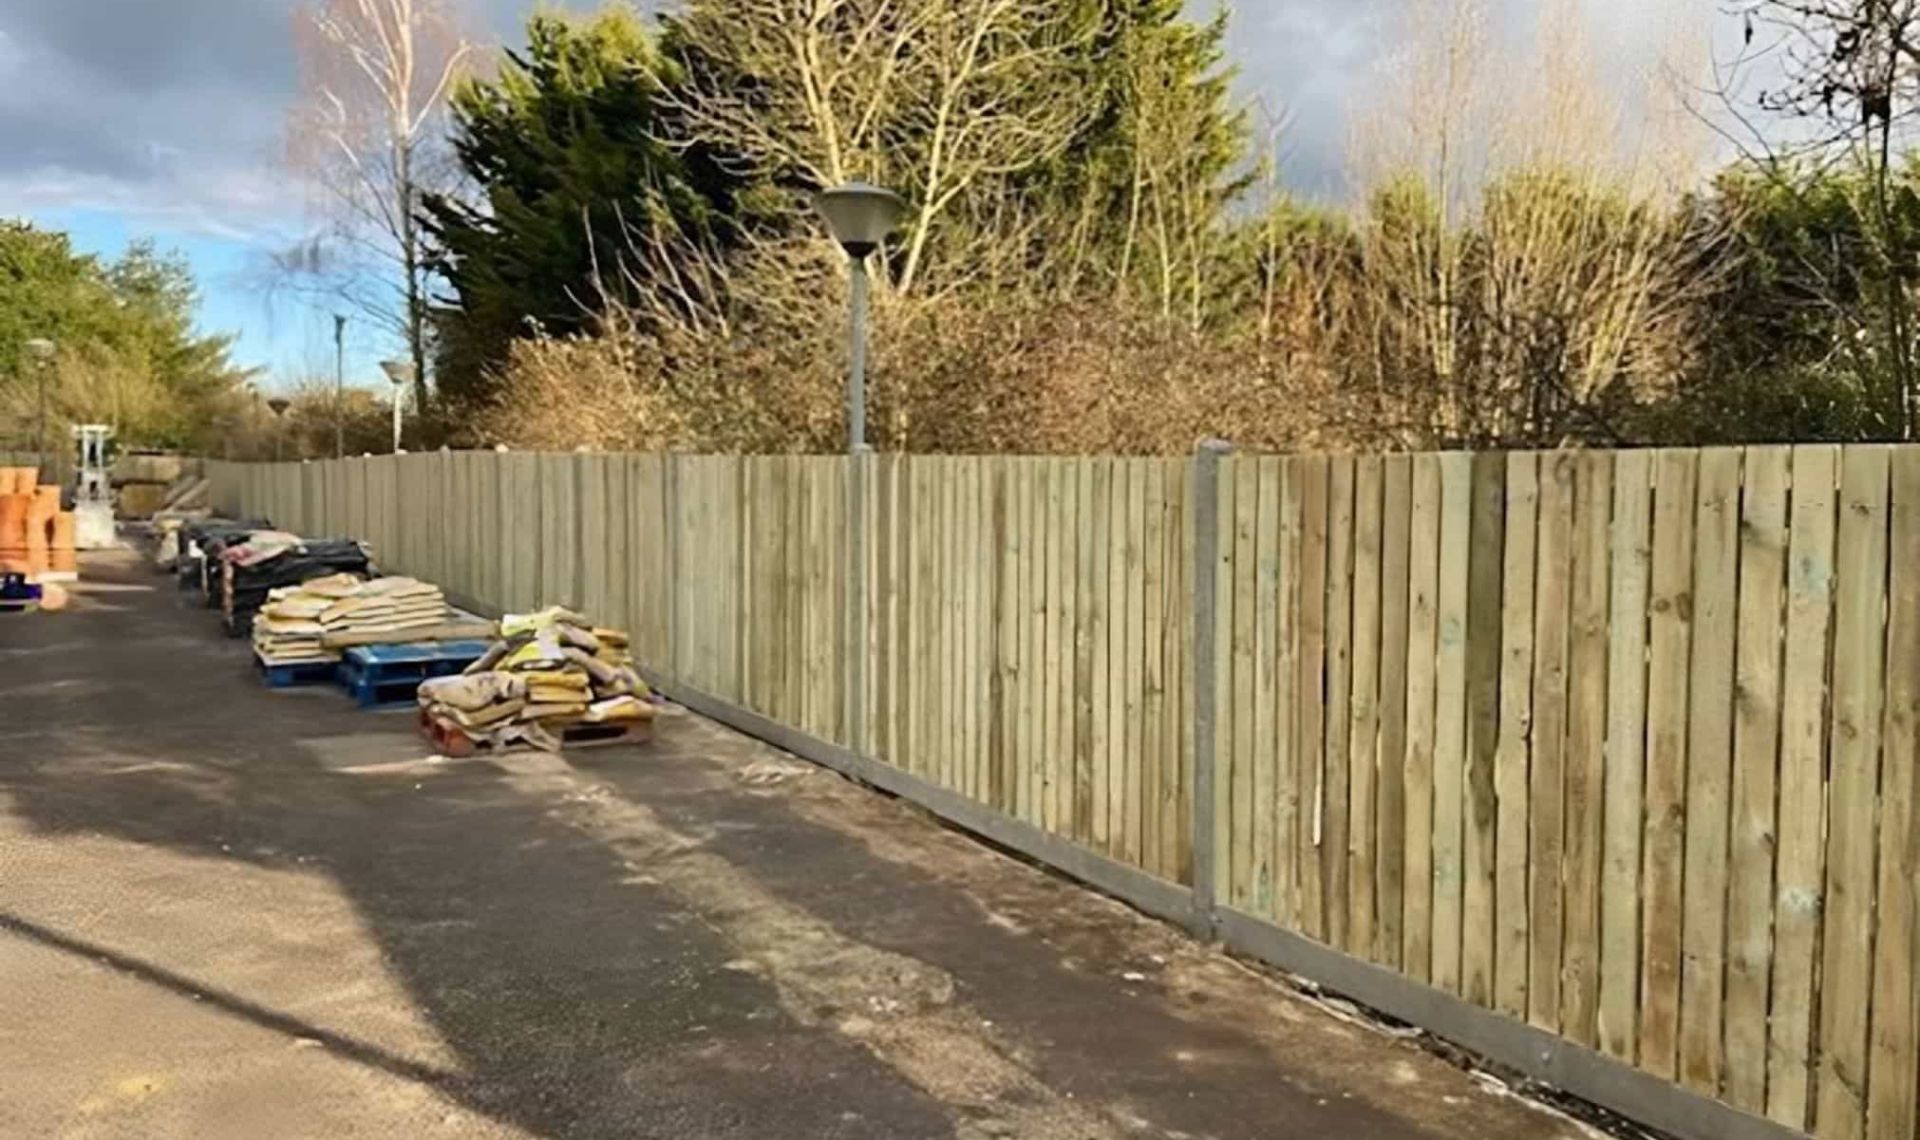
[
  {"x1": 380, "y1": 359, "x2": 416, "y2": 454},
  {"x1": 813, "y1": 183, "x2": 904, "y2": 761},
  {"x1": 813, "y1": 183, "x2": 906, "y2": 454},
  {"x1": 25, "y1": 338, "x2": 55, "y2": 469},
  {"x1": 268, "y1": 396, "x2": 291, "y2": 461}
]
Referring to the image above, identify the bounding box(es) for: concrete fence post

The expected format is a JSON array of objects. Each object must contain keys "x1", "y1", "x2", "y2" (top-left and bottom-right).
[
  {"x1": 666, "y1": 454, "x2": 683, "y2": 685},
  {"x1": 1189, "y1": 438, "x2": 1233, "y2": 940}
]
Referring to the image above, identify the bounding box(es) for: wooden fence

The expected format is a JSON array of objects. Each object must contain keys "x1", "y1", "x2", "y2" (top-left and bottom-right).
[{"x1": 209, "y1": 445, "x2": 1920, "y2": 1140}]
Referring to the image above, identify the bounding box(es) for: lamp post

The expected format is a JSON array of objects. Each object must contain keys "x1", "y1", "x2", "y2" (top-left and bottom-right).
[
  {"x1": 381, "y1": 359, "x2": 415, "y2": 454},
  {"x1": 268, "y1": 397, "x2": 291, "y2": 461},
  {"x1": 333, "y1": 314, "x2": 348, "y2": 459},
  {"x1": 813, "y1": 183, "x2": 905, "y2": 760},
  {"x1": 25, "y1": 338, "x2": 54, "y2": 474},
  {"x1": 813, "y1": 183, "x2": 906, "y2": 454}
]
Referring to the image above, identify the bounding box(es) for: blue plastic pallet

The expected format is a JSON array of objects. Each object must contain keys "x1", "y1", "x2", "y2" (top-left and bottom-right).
[
  {"x1": 256, "y1": 653, "x2": 338, "y2": 689},
  {"x1": 338, "y1": 639, "x2": 491, "y2": 709}
]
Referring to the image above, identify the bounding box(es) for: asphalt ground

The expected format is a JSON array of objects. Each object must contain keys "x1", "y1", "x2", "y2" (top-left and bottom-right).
[{"x1": 0, "y1": 548, "x2": 1587, "y2": 1139}]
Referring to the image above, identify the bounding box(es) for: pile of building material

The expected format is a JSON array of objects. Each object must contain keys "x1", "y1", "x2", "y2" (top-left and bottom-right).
[
  {"x1": 418, "y1": 606, "x2": 652, "y2": 753},
  {"x1": 252, "y1": 572, "x2": 484, "y2": 665},
  {"x1": 220, "y1": 534, "x2": 373, "y2": 636},
  {"x1": 0, "y1": 467, "x2": 76, "y2": 580},
  {"x1": 316, "y1": 575, "x2": 448, "y2": 641},
  {"x1": 113, "y1": 452, "x2": 190, "y2": 519},
  {"x1": 252, "y1": 572, "x2": 359, "y2": 664}
]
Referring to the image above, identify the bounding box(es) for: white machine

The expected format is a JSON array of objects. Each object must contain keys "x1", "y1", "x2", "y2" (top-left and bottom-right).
[{"x1": 71, "y1": 424, "x2": 115, "y2": 550}]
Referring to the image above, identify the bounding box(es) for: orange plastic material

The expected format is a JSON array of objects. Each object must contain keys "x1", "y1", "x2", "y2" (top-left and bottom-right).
[
  {"x1": 50, "y1": 512, "x2": 75, "y2": 551},
  {"x1": 50, "y1": 548, "x2": 77, "y2": 574},
  {"x1": 23, "y1": 490, "x2": 52, "y2": 574},
  {"x1": 0, "y1": 492, "x2": 27, "y2": 573}
]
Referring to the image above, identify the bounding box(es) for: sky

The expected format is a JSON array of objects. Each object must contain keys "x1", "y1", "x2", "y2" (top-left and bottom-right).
[{"x1": 0, "y1": 0, "x2": 1701, "y2": 391}]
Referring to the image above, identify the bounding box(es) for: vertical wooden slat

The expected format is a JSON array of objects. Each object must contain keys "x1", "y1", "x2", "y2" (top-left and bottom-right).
[
  {"x1": 1867, "y1": 447, "x2": 1920, "y2": 1140},
  {"x1": 1252, "y1": 458, "x2": 1282, "y2": 914},
  {"x1": 785, "y1": 457, "x2": 808, "y2": 726},
  {"x1": 815, "y1": 458, "x2": 839, "y2": 741},
  {"x1": 1402, "y1": 454, "x2": 1442, "y2": 980},
  {"x1": 1089, "y1": 459, "x2": 1112, "y2": 846},
  {"x1": 1432, "y1": 452, "x2": 1474, "y2": 993},
  {"x1": 1028, "y1": 460, "x2": 1048, "y2": 809},
  {"x1": 1640, "y1": 448, "x2": 1698, "y2": 1080},
  {"x1": 988, "y1": 458, "x2": 1012, "y2": 810},
  {"x1": 1494, "y1": 452, "x2": 1539, "y2": 1020},
  {"x1": 1113, "y1": 460, "x2": 1138, "y2": 851},
  {"x1": 972, "y1": 459, "x2": 992, "y2": 800},
  {"x1": 1126, "y1": 462, "x2": 1150, "y2": 860},
  {"x1": 1724, "y1": 445, "x2": 1788, "y2": 1113},
  {"x1": 1679, "y1": 447, "x2": 1742, "y2": 1095},
  {"x1": 1141, "y1": 461, "x2": 1167, "y2": 872},
  {"x1": 1294, "y1": 456, "x2": 1330, "y2": 940},
  {"x1": 1271, "y1": 458, "x2": 1298, "y2": 921},
  {"x1": 1027, "y1": 458, "x2": 1046, "y2": 820},
  {"x1": 1816, "y1": 444, "x2": 1891, "y2": 1140},
  {"x1": 1324, "y1": 455, "x2": 1356, "y2": 950},
  {"x1": 939, "y1": 458, "x2": 960, "y2": 786},
  {"x1": 1769, "y1": 444, "x2": 1839, "y2": 1130},
  {"x1": 1165, "y1": 459, "x2": 1192, "y2": 882},
  {"x1": 1050, "y1": 459, "x2": 1072, "y2": 823},
  {"x1": 1059, "y1": 456, "x2": 1075, "y2": 829},
  {"x1": 1348, "y1": 455, "x2": 1383, "y2": 954},
  {"x1": 1530, "y1": 450, "x2": 1575, "y2": 1031},
  {"x1": 872, "y1": 456, "x2": 888, "y2": 761},
  {"x1": 1462, "y1": 452, "x2": 1507, "y2": 1010},
  {"x1": 1600, "y1": 450, "x2": 1653, "y2": 1062},
  {"x1": 1074, "y1": 459, "x2": 1097, "y2": 844},
  {"x1": 1228, "y1": 458, "x2": 1258, "y2": 903},
  {"x1": 1561, "y1": 451, "x2": 1612, "y2": 1046},
  {"x1": 1376, "y1": 454, "x2": 1412, "y2": 967},
  {"x1": 951, "y1": 457, "x2": 967, "y2": 788}
]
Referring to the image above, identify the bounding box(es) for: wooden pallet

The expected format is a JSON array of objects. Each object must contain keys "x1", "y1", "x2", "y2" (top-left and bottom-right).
[
  {"x1": 417, "y1": 707, "x2": 652, "y2": 758},
  {"x1": 255, "y1": 652, "x2": 339, "y2": 689},
  {"x1": 338, "y1": 639, "x2": 491, "y2": 709}
]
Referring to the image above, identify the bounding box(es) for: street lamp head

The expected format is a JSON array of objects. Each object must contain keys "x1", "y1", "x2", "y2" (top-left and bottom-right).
[
  {"x1": 24, "y1": 338, "x2": 55, "y2": 362},
  {"x1": 380, "y1": 359, "x2": 416, "y2": 387},
  {"x1": 268, "y1": 397, "x2": 291, "y2": 417},
  {"x1": 814, "y1": 182, "x2": 906, "y2": 260}
]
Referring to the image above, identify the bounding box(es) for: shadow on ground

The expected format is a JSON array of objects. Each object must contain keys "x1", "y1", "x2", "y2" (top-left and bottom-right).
[{"x1": 0, "y1": 550, "x2": 1580, "y2": 1140}]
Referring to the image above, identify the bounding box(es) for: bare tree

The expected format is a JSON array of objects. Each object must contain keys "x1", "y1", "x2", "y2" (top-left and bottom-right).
[
  {"x1": 1718, "y1": 0, "x2": 1920, "y2": 437},
  {"x1": 287, "y1": 0, "x2": 478, "y2": 417},
  {"x1": 666, "y1": 0, "x2": 1099, "y2": 297}
]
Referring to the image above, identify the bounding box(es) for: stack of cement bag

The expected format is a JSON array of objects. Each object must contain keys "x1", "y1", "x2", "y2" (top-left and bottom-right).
[
  {"x1": 252, "y1": 572, "x2": 358, "y2": 664},
  {"x1": 418, "y1": 606, "x2": 652, "y2": 752},
  {"x1": 316, "y1": 576, "x2": 446, "y2": 641},
  {"x1": 220, "y1": 533, "x2": 373, "y2": 636},
  {"x1": 252, "y1": 574, "x2": 455, "y2": 662}
]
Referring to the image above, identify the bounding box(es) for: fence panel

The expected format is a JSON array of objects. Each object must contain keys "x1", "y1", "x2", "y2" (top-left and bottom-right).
[{"x1": 203, "y1": 444, "x2": 1920, "y2": 1140}]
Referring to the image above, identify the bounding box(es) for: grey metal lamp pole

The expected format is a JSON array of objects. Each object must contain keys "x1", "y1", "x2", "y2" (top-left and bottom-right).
[
  {"x1": 381, "y1": 359, "x2": 415, "y2": 453},
  {"x1": 813, "y1": 183, "x2": 906, "y2": 759},
  {"x1": 268, "y1": 397, "x2": 291, "y2": 461},
  {"x1": 25, "y1": 338, "x2": 54, "y2": 472},
  {"x1": 333, "y1": 313, "x2": 348, "y2": 459},
  {"x1": 814, "y1": 183, "x2": 906, "y2": 453}
]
